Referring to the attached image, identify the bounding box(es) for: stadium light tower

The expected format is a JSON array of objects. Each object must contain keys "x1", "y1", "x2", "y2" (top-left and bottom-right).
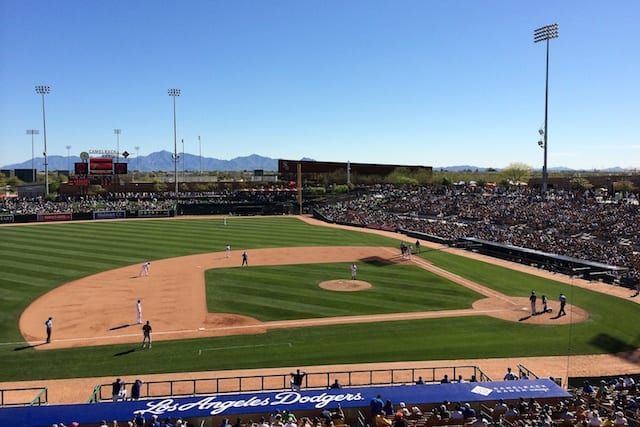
[
  {"x1": 26, "y1": 129, "x2": 39, "y2": 182},
  {"x1": 168, "y1": 88, "x2": 181, "y2": 198},
  {"x1": 35, "y1": 85, "x2": 51, "y2": 197},
  {"x1": 134, "y1": 146, "x2": 140, "y2": 171},
  {"x1": 182, "y1": 138, "x2": 185, "y2": 180},
  {"x1": 113, "y1": 129, "x2": 121, "y2": 165},
  {"x1": 534, "y1": 23, "x2": 559, "y2": 194},
  {"x1": 198, "y1": 135, "x2": 202, "y2": 174},
  {"x1": 66, "y1": 145, "x2": 71, "y2": 173}
]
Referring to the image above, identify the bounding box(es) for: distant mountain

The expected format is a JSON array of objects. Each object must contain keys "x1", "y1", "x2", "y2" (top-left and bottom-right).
[{"x1": 1, "y1": 151, "x2": 279, "y2": 172}]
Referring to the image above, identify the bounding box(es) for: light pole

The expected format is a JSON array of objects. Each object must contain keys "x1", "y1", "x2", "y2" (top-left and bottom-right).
[
  {"x1": 35, "y1": 85, "x2": 51, "y2": 197},
  {"x1": 26, "y1": 129, "x2": 39, "y2": 182},
  {"x1": 113, "y1": 129, "x2": 121, "y2": 185},
  {"x1": 534, "y1": 23, "x2": 559, "y2": 194},
  {"x1": 113, "y1": 129, "x2": 121, "y2": 165},
  {"x1": 66, "y1": 145, "x2": 71, "y2": 174},
  {"x1": 168, "y1": 88, "x2": 181, "y2": 198},
  {"x1": 198, "y1": 135, "x2": 202, "y2": 174},
  {"x1": 134, "y1": 146, "x2": 140, "y2": 171},
  {"x1": 182, "y1": 138, "x2": 185, "y2": 180}
]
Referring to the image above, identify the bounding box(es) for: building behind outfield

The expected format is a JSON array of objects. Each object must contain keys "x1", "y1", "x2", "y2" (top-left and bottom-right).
[{"x1": 278, "y1": 159, "x2": 432, "y2": 184}]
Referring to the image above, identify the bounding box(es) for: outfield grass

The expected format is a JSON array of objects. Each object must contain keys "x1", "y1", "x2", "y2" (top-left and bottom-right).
[{"x1": 1, "y1": 217, "x2": 639, "y2": 382}]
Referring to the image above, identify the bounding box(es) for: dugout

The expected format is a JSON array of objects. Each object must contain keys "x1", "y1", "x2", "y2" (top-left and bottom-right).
[
  {"x1": 458, "y1": 238, "x2": 629, "y2": 284},
  {"x1": 0, "y1": 379, "x2": 569, "y2": 427}
]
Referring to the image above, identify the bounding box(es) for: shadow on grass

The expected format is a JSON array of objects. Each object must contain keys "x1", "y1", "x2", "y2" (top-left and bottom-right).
[
  {"x1": 14, "y1": 343, "x2": 46, "y2": 351},
  {"x1": 360, "y1": 256, "x2": 395, "y2": 266},
  {"x1": 114, "y1": 349, "x2": 137, "y2": 357},
  {"x1": 590, "y1": 333, "x2": 637, "y2": 354}
]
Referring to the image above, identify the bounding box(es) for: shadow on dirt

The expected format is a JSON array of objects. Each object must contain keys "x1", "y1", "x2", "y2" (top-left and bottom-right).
[{"x1": 14, "y1": 343, "x2": 46, "y2": 351}]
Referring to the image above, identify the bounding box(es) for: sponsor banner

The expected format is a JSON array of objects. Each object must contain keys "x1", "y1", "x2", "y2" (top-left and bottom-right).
[
  {"x1": 138, "y1": 209, "x2": 171, "y2": 218},
  {"x1": 93, "y1": 210, "x2": 127, "y2": 220},
  {"x1": 0, "y1": 379, "x2": 569, "y2": 427},
  {"x1": 0, "y1": 215, "x2": 14, "y2": 223},
  {"x1": 36, "y1": 212, "x2": 72, "y2": 222}
]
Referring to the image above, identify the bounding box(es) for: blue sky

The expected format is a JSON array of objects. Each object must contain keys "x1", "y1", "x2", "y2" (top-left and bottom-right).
[{"x1": 1, "y1": 1, "x2": 638, "y2": 170}]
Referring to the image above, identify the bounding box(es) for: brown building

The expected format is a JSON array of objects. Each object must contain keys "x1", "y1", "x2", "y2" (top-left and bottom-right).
[{"x1": 278, "y1": 159, "x2": 432, "y2": 183}]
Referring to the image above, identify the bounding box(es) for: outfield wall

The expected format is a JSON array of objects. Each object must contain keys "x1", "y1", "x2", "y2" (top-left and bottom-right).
[{"x1": 0, "y1": 379, "x2": 569, "y2": 427}]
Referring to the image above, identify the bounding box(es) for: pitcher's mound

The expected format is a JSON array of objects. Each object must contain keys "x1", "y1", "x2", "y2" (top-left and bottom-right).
[{"x1": 319, "y1": 280, "x2": 372, "y2": 292}]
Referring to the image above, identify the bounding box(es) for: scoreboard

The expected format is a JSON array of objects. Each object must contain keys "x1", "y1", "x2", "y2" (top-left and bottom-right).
[
  {"x1": 68, "y1": 176, "x2": 112, "y2": 186},
  {"x1": 74, "y1": 159, "x2": 127, "y2": 176}
]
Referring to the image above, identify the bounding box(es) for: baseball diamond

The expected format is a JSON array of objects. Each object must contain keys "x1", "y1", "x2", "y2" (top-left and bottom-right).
[{"x1": 1, "y1": 216, "x2": 639, "y2": 409}]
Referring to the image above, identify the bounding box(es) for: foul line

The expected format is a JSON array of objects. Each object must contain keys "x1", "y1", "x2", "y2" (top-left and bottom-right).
[{"x1": 198, "y1": 342, "x2": 292, "y2": 355}]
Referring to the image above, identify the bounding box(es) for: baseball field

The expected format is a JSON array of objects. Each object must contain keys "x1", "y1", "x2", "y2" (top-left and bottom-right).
[{"x1": 1, "y1": 215, "x2": 639, "y2": 402}]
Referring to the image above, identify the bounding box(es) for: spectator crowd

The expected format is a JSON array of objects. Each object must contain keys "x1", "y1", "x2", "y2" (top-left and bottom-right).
[
  {"x1": 1, "y1": 184, "x2": 638, "y2": 284},
  {"x1": 315, "y1": 185, "x2": 639, "y2": 285}
]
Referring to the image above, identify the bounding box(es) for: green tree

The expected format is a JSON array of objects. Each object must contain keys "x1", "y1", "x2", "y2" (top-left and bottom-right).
[
  {"x1": 500, "y1": 162, "x2": 533, "y2": 185},
  {"x1": 613, "y1": 180, "x2": 637, "y2": 194},
  {"x1": 569, "y1": 176, "x2": 593, "y2": 192}
]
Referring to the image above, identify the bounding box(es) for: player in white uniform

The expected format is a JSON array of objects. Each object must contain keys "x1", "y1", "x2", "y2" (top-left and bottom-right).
[
  {"x1": 226, "y1": 244, "x2": 231, "y2": 258},
  {"x1": 139, "y1": 261, "x2": 151, "y2": 277},
  {"x1": 136, "y1": 300, "x2": 142, "y2": 324},
  {"x1": 350, "y1": 263, "x2": 357, "y2": 280}
]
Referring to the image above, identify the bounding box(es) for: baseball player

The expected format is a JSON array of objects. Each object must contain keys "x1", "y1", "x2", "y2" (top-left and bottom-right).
[
  {"x1": 559, "y1": 293, "x2": 567, "y2": 316},
  {"x1": 226, "y1": 244, "x2": 231, "y2": 258},
  {"x1": 139, "y1": 261, "x2": 151, "y2": 277},
  {"x1": 136, "y1": 300, "x2": 142, "y2": 324},
  {"x1": 241, "y1": 251, "x2": 248, "y2": 266},
  {"x1": 142, "y1": 321, "x2": 152, "y2": 349},
  {"x1": 350, "y1": 263, "x2": 357, "y2": 280},
  {"x1": 530, "y1": 291, "x2": 537, "y2": 315},
  {"x1": 45, "y1": 317, "x2": 53, "y2": 343}
]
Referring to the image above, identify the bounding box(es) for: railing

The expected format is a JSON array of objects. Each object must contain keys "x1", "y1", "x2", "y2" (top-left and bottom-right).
[
  {"x1": 0, "y1": 387, "x2": 47, "y2": 407},
  {"x1": 516, "y1": 364, "x2": 540, "y2": 380},
  {"x1": 90, "y1": 365, "x2": 490, "y2": 403},
  {"x1": 87, "y1": 384, "x2": 102, "y2": 403}
]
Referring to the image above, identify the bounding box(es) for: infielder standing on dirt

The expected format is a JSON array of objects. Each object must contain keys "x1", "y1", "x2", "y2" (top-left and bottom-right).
[
  {"x1": 136, "y1": 300, "x2": 142, "y2": 324},
  {"x1": 529, "y1": 291, "x2": 537, "y2": 315},
  {"x1": 45, "y1": 317, "x2": 53, "y2": 343},
  {"x1": 559, "y1": 293, "x2": 567, "y2": 316},
  {"x1": 226, "y1": 244, "x2": 231, "y2": 258},
  {"x1": 139, "y1": 261, "x2": 151, "y2": 277},
  {"x1": 241, "y1": 250, "x2": 248, "y2": 266}
]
